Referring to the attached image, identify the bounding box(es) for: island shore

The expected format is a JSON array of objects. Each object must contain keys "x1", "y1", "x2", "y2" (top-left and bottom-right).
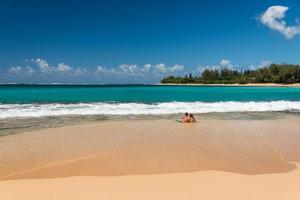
[
  {"x1": 1, "y1": 116, "x2": 300, "y2": 199},
  {"x1": 161, "y1": 83, "x2": 300, "y2": 87}
]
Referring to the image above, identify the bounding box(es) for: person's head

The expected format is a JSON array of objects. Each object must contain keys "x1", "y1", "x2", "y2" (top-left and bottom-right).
[
  {"x1": 189, "y1": 113, "x2": 194, "y2": 118},
  {"x1": 185, "y1": 112, "x2": 189, "y2": 117}
]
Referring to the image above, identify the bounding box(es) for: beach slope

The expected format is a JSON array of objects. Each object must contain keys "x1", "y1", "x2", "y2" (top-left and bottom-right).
[{"x1": 1, "y1": 117, "x2": 300, "y2": 199}]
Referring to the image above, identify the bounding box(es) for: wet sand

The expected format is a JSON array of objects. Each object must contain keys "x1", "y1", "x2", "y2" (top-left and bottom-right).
[{"x1": 0, "y1": 116, "x2": 300, "y2": 199}]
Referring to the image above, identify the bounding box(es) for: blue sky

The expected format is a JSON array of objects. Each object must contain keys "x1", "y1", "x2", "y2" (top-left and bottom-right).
[{"x1": 1, "y1": 0, "x2": 300, "y2": 83}]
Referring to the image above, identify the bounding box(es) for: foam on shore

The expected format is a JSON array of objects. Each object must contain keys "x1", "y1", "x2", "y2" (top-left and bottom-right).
[{"x1": 1, "y1": 100, "x2": 300, "y2": 118}]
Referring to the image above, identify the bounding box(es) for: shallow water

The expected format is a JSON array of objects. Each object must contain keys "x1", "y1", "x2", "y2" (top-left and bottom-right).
[
  {"x1": 0, "y1": 112, "x2": 298, "y2": 137},
  {"x1": 1, "y1": 85, "x2": 300, "y2": 136},
  {"x1": 1, "y1": 117, "x2": 300, "y2": 179}
]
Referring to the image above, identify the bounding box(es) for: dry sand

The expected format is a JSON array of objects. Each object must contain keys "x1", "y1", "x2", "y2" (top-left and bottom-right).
[
  {"x1": 1, "y1": 117, "x2": 300, "y2": 199},
  {"x1": 1, "y1": 167, "x2": 300, "y2": 200}
]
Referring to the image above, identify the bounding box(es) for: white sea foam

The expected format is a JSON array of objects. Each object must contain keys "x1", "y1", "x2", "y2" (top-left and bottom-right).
[{"x1": 0, "y1": 101, "x2": 300, "y2": 118}]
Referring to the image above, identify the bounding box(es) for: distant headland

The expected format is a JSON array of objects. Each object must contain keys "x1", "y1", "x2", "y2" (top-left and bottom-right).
[{"x1": 161, "y1": 64, "x2": 300, "y2": 86}]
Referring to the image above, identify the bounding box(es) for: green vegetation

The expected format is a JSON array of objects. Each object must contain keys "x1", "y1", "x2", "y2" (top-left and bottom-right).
[{"x1": 161, "y1": 64, "x2": 300, "y2": 84}]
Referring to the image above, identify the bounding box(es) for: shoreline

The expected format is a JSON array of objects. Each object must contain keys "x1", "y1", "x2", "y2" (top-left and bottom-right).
[
  {"x1": 1, "y1": 117, "x2": 300, "y2": 199},
  {"x1": 1, "y1": 117, "x2": 300, "y2": 179},
  {"x1": 1, "y1": 83, "x2": 300, "y2": 87},
  {"x1": 0, "y1": 117, "x2": 300, "y2": 199},
  {"x1": 160, "y1": 83, "x2": 300, "y2": 87},
  {"x1": 1, "y1": 111, "x2": 298, "y2": 137}
]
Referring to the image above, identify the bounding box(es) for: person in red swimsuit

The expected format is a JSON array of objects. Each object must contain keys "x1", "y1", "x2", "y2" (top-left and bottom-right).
[{"x1": 182, "y1": 112, "x2": 191, "y2": 123}]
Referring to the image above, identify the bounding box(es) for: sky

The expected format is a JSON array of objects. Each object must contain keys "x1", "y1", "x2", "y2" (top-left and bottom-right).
[{"x1": 1, "y1": 0, "x2": 300, "y2": 83}]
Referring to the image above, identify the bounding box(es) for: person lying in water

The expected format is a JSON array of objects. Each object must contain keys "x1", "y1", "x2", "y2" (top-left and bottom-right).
[
  {"x1": 189, "y1": 113, "x2": 196, "y2": 123},
  {"x1": 182, "y1": 112, "x2": 190, "y2": 123},
  {"x1": 182, "y1": 112, "x2": 196, "y2": 123}
]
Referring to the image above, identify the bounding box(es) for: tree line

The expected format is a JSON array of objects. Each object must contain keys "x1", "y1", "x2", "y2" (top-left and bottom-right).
[{"x1": 160, "y1": 64, "x2": 300, "y2": 84}]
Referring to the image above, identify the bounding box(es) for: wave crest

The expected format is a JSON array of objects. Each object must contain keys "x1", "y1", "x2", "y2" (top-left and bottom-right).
[{"x1": 0, "y1": 101, "x2": 300, "y2": 118}]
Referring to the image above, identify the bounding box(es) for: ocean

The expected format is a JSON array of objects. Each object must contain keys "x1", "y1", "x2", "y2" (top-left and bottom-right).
[
  {"x1": 1, "y1": 84, "x2": 300, "y2": 136},
  {"x1": 1, "y1": 84, "x2": 300, "y2": 118}
]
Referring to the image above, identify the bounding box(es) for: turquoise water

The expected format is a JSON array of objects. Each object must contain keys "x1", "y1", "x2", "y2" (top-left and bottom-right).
[
  {"x1": 1, "y1": 85, "x2": 300, "y2": 103},
  {"x1": 1, "y1": 85, "x2": 300, "y2": 118}
]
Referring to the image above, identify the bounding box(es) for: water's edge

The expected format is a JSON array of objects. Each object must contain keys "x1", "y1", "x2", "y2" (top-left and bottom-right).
[
  {"x1": 1, "y1": 112, "x2": 299, "y2": 137},
  {"x1": 1, "y1": 101, "x2": 300, "y2": 118}
]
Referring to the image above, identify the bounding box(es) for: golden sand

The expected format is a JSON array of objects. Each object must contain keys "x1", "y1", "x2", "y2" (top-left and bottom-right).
[
  {"x1": 1, "y1": 167, "x2": 300, "y2": 200},
  {"x1": 0, "y1": 117, "x2": 300, "y2": 199}
]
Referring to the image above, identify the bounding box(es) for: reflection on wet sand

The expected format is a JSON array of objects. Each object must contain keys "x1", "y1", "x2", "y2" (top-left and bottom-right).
[{"x1": 0, "y1": 115, "x2": 299, "y2": 180}]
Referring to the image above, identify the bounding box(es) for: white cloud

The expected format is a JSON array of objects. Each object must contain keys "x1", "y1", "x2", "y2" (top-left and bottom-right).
[
  {"x1": 141, "y1": 64, "x2": 152, "y2": 72},
  {"x1": 95, "y1": 63, "x2": 184, "y2": 77},
  {"x1": 155, "y1": 63, "x2": 168, "y2": 73},
  {"x1": 197, "y1": 59, "x2": 234, "y2": 73},
  {"x1": 119, "y1": 64, "x2": 139, "y2": 74},
  {"x1": 8, "y1": 66, "x2": 35, "y2": 75},
  {"x1": 220, "y1": 59, "x2": 232, "y2": 67},
  {"x1": 56, "y1": 63, "x2": 72, "y2": 73},
  {"x1": 154, "y1": 63, "x2": 184, "y2": 74},
  {"x1": 26, "y1": 66, "x2": 35, "y2": 74},
  {"x1": 248, "y1": 65, "x2": 256, "y2": 71},
  {"x1": 31, "y1": 58, "x2": 89, "y2": 75},
  {"x1": 260, "y1": 60, "x2": 272, "y2": 68},
  {"x1": 96, "y1": 66, "x2": 106, "y2": 73},
  {"x1": 260, "y1": 5, "x2": 300, "y2": 39},
  {"x1": 248, "y1": 60, "x2": 272, "y2": 70},
  {"x1": 34, "y1": 58, "x2": 52, "y2": 73},
  {"x1": 74, "y1": 67, "x2": 89, "y2": 76},
  {"x1": 171, "y1": 64, "x2": 184, "y2": 72},
  {"x1": 7, "y1": 58, "x2": 185, "y2": 82},
  {"x1": 8, "y1": 66, "x2": 22, "y2": 74},
  {"x1": 197, "y1": 60, "x2": 274, "y2": 72},
  {"x1": 197, "y1": 65, "x2": 220, "y2": 73},
  {"x1": 96, "y1": 66, "x2": 114, "y2": 74}
]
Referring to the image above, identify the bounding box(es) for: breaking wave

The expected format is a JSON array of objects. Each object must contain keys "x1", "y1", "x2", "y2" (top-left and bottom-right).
[{"x1": 0, "y1": 101, "x2": 300, "y2": 118}]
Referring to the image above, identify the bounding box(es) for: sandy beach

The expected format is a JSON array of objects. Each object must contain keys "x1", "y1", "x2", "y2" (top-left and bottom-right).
[
  {"x1": 2, "y1": 0, "x2": 300, "y2": 199},
  {"x1": 1, "y1": 166, "x2": 300, "y2": 200},
  {"x1": 0, "y1": 116, "x2": 300, "y2": 199}
]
